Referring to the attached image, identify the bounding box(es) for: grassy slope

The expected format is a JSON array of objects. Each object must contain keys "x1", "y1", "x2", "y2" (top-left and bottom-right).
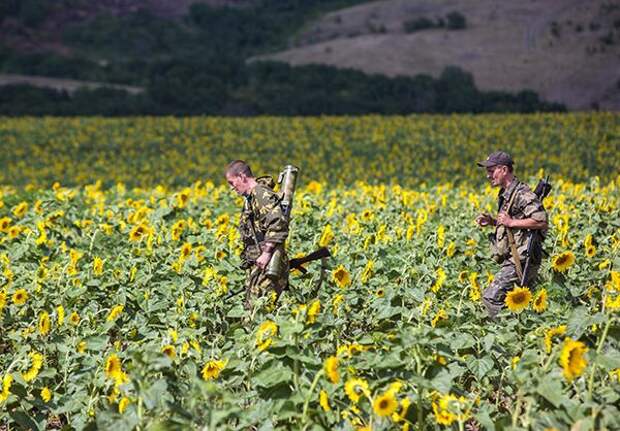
[{"x1": 257, "y1": 0, "x2": 620, "y2": 111}]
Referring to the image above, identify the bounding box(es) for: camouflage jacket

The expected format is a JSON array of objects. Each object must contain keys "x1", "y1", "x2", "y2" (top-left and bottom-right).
[
  {"x1": 493, "y1": 178, "x2": 548, "y2": 262},
  {"x1": 239, "y1": 183, "x2": 289, "y2": 264}
]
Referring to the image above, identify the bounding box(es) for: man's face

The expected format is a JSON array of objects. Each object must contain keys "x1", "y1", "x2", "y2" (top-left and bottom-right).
[
  {"x1": 226, "y1": 172, "x2": 249, "y2": 195},
  {"x1": 485, "y1": 165, "x2": 508, "y2": 187}
]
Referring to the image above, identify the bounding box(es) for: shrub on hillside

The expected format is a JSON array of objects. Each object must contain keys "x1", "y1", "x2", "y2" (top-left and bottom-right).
[
  {"x1": 446, "y1": 11, "x2": 466, "y2": 30},
  {"x1": 403, "y1": 17, "x2": 436, "y2": 33}
]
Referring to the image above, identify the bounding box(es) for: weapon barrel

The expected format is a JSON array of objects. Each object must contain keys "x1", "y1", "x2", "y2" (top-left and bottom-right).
[{"x1": 289, "y1": 247, "x2": 331, "y2": 268}]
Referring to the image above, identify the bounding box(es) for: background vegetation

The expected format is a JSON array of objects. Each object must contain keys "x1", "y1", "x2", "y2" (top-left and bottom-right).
[{"x1": 0, "y1": 1, "x2": 564, "y2": 115}]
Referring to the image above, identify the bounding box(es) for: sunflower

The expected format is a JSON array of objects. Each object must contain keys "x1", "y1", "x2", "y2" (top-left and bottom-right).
[
  {"x1": 40, "y1": 387, "x2": 52, "y2": 403},
  {"x1": 552, "y1": 251, "x2": 576, "y2": 273},
  {"x1": 431, "y1": 393, "x2": 469, "y2": 426},
  {"x1": 431, "y1": 309, "x2": 448, "y2": 328},
  {"x1": 129, "y1": 224, "x2": 149, "y2": 242},
  {"x1": 107, "y1": 304, "x2": 124, "y2": 322},
  {"x1": 307, "y1": 300, "x2": 321, "y2": 324},
  {"x1": 0, "y1": 374, "x2": 13, "y2": 403},
  {"x1": 361, "y1": 260, "x2": 374, "y2": 284},
  {"x1": 532, "y1": 288, "x2": 548, "y2": 313},
  {"x1": 605, "y1": 295, "x2": 620, "y2": 311},
  {"x1": 306, "y1": 180, "x2": 323, "y2": 194},
  {"x1": 544, "y1": 325, "x2": 566, "y2": 353},
  {"x1": 11, "y1": 202, "x2": 28, "y2": 218},
  {"x1": 469, "y1": 272, "x2": 481, "y2": 302},
  {"x1": 161, "y1": 345, "x2": 176, "y2": 359},
  {"x1": 0, "y1": 290, "x2": 6, "y2": 312},
  {"x1": 201, "y1": 359, "x2": 226, "y2": 380},
  {"x1": 505, "y1": 286, "x2": 532, "y2": 313},
  {"x1": 324, "y1": 356, "x2": 339, "y2": 384},
  {"x1": 118, "y1": 397, "x2": 130, "y2": 414},
  {"x1": 360, "y1": 209, "x2": 374, "y2": 222},
  {"x1": 319, "y1": 224, "x2": 334, "y2": 247},
  {"x1": 93, "y1": 257, "x2": 104, "y2": 276},
  {"x1": 392, "y1": 397, "x2": 411, "y2": 423},
  {"x1": 373, "y1": 391, "x2": 398, "y2": 417},
  {"x1": 344, "y1": 377, "x2": 369, "y2": 404},
  {"x1": 56, "y1": 305, "x2": 65, "y2": 325},
  {"x1": 431, "y1": 268, "x2": 447, "y2": 293},
  {"x1": 104, "y1": 354, "x2": 123, "y2": 380},
  {"x1": 175, "y1": 189, "x2": 190, "y2": 209},
  {"x1": 332, "y1": 265, "x2": 351, "y2": 289},
  {"x1": 69, "y1": 311, "x2": 80, "y2": 325},
  {"x1": 375, "y1": 288, "x2": 385, "y2": 298},
  {"x1": 0, "y1": 217, "x2": 11, "y2": 232},
  {"x1": 446, "y1": 241, "x2": 456, "y2": 257},
  {"x1": 22, "y1": 352, "x2": 44, "y2": 382},
  {"x1": 180, "y1": 242, "x2": 193, "y2": 259},
  {"x1": 171, "y1": 220, "x2": 186, "y2": 241},
  {"x1": 436, "y1": 225, "x2": 445, "y2": 249},
  {"x1": 560, "y1": 338, "x2": 588, "y2": 382},
  {"x1": 12, "y1": 289, "x2": 28, "y2": 305},
  {"x1": 256, "y1": 320, "x2": 278, "y2": 352},
  {"x1": 585, "y1": 245, "x2": 596, "y2": 258},
  {"x1": 458, "y1": 271, "x2": 468, "y2": 284},
  {"x1": 38, "y1": 311, "x2": 51, "y2": 335},
  {"x1": 319, "y1": 390, "x2": 331, "y2": 411}
]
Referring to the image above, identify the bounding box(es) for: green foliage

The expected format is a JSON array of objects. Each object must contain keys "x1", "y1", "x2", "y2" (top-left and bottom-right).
[
  {"x1": 403, "y1": 17, "x2": 436, "y2": 33},
  {"x1": 0, "y1": 63, "x2": 565, "y2": 116},
  {"x1": 446, "y1": 11, "x2": 466, "y2": 30}
]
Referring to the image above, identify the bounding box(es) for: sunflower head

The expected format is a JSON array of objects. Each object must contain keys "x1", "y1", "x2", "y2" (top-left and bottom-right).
[
  {"x1": 532, "y1": 288, "x2": 548, "y2": 313},
  {"x1": 12, "y1": 289, "x2": 28, "y2": 305},
  {"x1": 373, "y1": 391, "x2": 398, "y2": 417},
  {"x1": 324, "y1": 356, "x2": 339, "y2": 384},
  {"x1": 505, "y1": 286, "x2": 532, "y2": 313},
  {"x1": 201, "y1": 359, "x2": 226, "y2": 380},
  {"x1": 560, "y1": 338, "x2": 588, "y2": 382},
  {"x1": 344, "y1": 378, "x2": 370, "y2": 404},
  {"x1": 552, "y1": 251, "x2": 576, "y2": 273},
  {"x1": 161, "y1": 345, "x2": 176, "y2": 359},
  {"x1": 333, "y1": 265, "x2": 351, "y2": 289}
]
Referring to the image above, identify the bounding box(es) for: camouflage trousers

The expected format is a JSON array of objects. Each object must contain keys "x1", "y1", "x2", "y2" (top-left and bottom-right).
[
  {"x1": 244, "y1": 250, "x2": 288, "y2": 313},
  {"x1": 482, "y1": 259, "x2": 540, "y2": 318}
]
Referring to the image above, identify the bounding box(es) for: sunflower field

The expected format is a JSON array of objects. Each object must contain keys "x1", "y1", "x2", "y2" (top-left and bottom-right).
[{"x1": 0, "y1": 114, "x2": 619, "y2": 430}]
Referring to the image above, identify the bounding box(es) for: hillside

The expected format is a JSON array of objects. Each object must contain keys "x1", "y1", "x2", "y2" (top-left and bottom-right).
[
  {"x1": 0, "y1": 0, "x2": 573, "y2": 115},
  {"x1": 258, "y1": 0, "x2": 620, "y2": 111}
]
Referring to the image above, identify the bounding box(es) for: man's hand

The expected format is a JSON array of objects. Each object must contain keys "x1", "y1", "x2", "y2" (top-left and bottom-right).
[
  {"x1": 256, "y1": 250, "x2": 273, "y2": 270},
  {"x1": 496, "y1": 212, "x2": 514, "y2": 227},
  {"x1": 475, "y1": 213, "x2": 495, "y2": 227}
]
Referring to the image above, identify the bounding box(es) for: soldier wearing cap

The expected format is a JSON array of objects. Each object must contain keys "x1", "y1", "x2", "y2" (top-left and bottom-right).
[
  {"x1": 225, "y1": 160, "x2": 289, "y2": 315},
  {"x1": 475, "y1": 151, "x2": 548, "y2": 318}
]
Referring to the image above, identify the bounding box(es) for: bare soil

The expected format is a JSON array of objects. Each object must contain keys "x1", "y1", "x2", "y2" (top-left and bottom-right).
[{"x1": 0, "y1": 73, "x2": 144, "y2": 95}]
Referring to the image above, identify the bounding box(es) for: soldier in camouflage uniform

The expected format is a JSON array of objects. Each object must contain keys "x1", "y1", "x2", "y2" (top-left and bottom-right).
[
  {"x1": 475, "y1": 151, "x2": 548, "y2": 318},
  {"x1": 225, "y1": 160, "x2": 289, "y2": 313}
]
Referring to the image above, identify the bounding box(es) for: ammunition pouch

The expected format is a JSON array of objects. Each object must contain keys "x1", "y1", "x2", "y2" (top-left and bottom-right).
[
  {"x1": 265, "y1": 244, "x2": 288, "y2": 281},
  {"x1": 489, "y1": 228, "x2": 510, "y2": 263}
]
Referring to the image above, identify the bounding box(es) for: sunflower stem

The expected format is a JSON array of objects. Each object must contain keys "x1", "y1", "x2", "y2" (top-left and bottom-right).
[
  {"x1": 511, "y1": 389, "x2": 523, "y2": 428},
  {"x1": 586, "y1": 317, "x2": 613, "y2": 401},
  {"x1": 414, "y1": 348, "x2": 425, "y2": 431},
  {"x1": 301, "y1": 369, "x2": 324, "y2": 423}
]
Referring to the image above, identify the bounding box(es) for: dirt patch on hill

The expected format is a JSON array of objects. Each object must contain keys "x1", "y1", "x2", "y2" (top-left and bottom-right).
[{"x1": 0, "y1": 73, "x2": 144, "y2": 94}]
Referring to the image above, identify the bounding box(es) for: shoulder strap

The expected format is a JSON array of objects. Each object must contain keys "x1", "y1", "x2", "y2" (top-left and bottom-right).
[{"x1": 504, "y1": 181, "x2": 523, "y2": 281}]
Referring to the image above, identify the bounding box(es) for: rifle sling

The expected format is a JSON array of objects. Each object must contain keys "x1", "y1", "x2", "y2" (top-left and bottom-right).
[{"x1": 503, "y1": 183, "x2": 524, "y2": 282}]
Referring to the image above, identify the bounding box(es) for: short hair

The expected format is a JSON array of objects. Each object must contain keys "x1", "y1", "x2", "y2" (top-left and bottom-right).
[{"x1": 225, "y1": 160, "x2": 253, "y2": 178}]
